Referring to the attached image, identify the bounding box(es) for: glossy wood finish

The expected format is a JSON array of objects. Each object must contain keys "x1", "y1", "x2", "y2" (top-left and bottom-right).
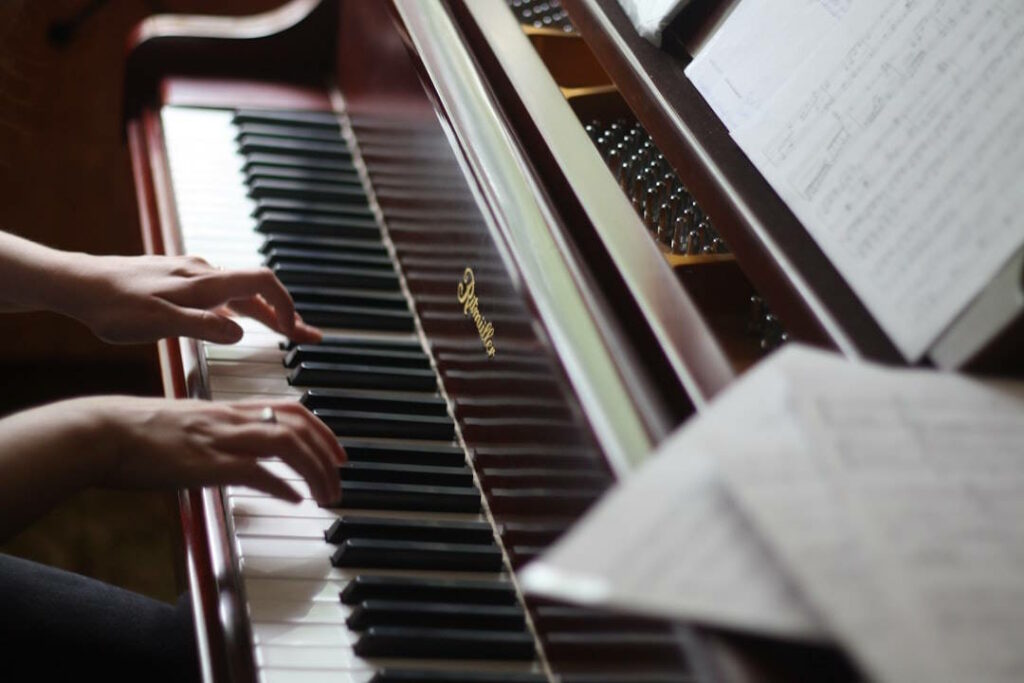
[
  {"x1": 124, "y1": 0, "x2": 336, "y2": 120},
  {"x1": 560, "y1": 0, "x2": 902, "y2": 364}
]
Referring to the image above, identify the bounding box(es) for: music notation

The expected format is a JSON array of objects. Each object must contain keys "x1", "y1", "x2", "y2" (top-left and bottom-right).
[{"x1": 692, "y1": 0, "x2": 1024, "y2": 360}]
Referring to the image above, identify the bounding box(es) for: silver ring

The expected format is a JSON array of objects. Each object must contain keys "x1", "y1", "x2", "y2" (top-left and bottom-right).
[{"x1": 259, "y1": 406, "x2": 277, "y2": 424}]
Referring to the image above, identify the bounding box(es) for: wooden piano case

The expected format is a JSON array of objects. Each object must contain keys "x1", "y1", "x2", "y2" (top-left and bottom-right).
[{"x1": 124, "y1": 0, "x2": 1020, "y2": 681}]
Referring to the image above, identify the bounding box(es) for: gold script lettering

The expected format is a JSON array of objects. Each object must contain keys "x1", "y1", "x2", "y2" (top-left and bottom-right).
[{"x1": 456, "y1": 267, "x2": 496, "y2": 358}]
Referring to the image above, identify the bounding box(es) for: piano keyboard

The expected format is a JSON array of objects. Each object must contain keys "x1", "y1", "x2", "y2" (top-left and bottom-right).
[{"x1": 162, "y1": 106, "x2": 547, "y2": 683}]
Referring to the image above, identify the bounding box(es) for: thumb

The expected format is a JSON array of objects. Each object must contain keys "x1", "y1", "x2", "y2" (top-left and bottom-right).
[{"x1": 167, "y1": 304, "x2": 244, "y2": 343}]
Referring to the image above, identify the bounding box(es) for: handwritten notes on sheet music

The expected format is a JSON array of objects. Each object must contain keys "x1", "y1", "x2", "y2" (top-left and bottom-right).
[
  {"x1": 522, "y1": 345, "x2": 1024, "y2": 683},
  {"x1": 688, "y1": 1, "x2": 1024, "y2": 360}
]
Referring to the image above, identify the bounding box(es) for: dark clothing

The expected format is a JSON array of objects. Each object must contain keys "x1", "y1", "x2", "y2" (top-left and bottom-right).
[{"x1": 0, "y1": 553, "x2": 198, "y2": 682}]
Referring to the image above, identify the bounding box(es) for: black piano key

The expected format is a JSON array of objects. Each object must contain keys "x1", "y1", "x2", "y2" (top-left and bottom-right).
[
  {"x1": 532, "y1": 606, "x2": 670, "y2": 632},
  {"x1": 238, "y1": 133, "x2": 351, "y2": 160},
  {"x1": 499, "y1": 522, "x2": 569, "y2": 548},
  {"x1": 315, "y1": 408, "x2": 455, "y2": 441},
  {"x1": 246, "y1": 164, "x2": 361, "y2": 187},
  {"x1": 542, "y1": 632, "x2": 687, "y2": 666},
  {"x1": 259, "y1": 235, "x2": 387, "y2": 257},
  {"x1": 340, "y1": 576, "x2": 516, "y2": 606},
  {"x1": 282, "y1": 336, "x2": 422, "y2": 354},
  {"x1": 236, "y1": 122, "x2": 344, "y2": 143},
  {"x1": 325, "y1": 515, "x2": 490, "y2": 544},
  {"x1": 489, "y1": 489, "x2": 600, "y2": 516},
  {"x1": 342, "y1": 442, "x2": 466, "y2": 468},
  {"x1": 274, "y1": 263, "x2": 400, "y2": 291},
  {"x1": 294, "y1": 303, "x2": 416, "y2": 332},
  {"x1": 331, "y1": 539, "x2": 499, "y2": 571},
  {"x1": 355, "y1": 627, "x2": 535, "y2": 660},
  {"x1": 242, "y1": 152, "x2": 355, "y2": 173},
  {"x1": 253, "y1": 197, "x2": 375, "y2": 220},
  {"x1": 288, "y1": 286, "x2": 408, "y2": 310},
  {"x1": 234, "y1": 109, "x2": 341, "y2": 130},
  {"x1": 479, "y1": 468, "x2": 613, "y2": 490},
  {"x1": 347, "y1": 600, "x2": 525, "y2": 632},
  {"x1": 285, "y1": 345, "x2": 430, "y2": 369},
  {"x1": 371, "y1": 670, "x2": 546, "y2": 683},
  {"x1": 337, "y1": 462, "x2": 474, "y2": 488},
  {"x1": 266, "y1": 249, "x2": 394, "y2": 270},
  {"x1": 249, "y1": 178, "x2": 368, "y2": 204},
  {"x1": 256, "y1": 212, "x2": 380, "y2": 239},
  {"x1": 336, "y1": 481, "x2": 480, "y2": 513},
  {"x1": 290, "y1": 362, "x2": 436, "y2": 392},
  {"x1": 301, "y1": 388, "x2": 448, "y2": 416}
]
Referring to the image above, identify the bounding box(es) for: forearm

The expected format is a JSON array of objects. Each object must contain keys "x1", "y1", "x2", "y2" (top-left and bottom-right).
[
  {"x1": 0, "y1": 231, "x2": 82, "y2": 314},
  {"x1": 0, "y1": 399, "x2": 116, "y2": 541}
]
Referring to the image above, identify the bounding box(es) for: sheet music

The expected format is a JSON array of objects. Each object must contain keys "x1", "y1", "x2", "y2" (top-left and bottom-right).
[
  {"x1": 696, "y1": 0, "x2": 1024, "y2": 360},
  {"x1": 685, "y1": 0, "x2": 846, "y2": 132},
  {"x1": 711, "y1": 347, "x2": 1024, "y2": 683},
  {"x1": 520, "y1": 427, "x2": 825, "y2": 639}
]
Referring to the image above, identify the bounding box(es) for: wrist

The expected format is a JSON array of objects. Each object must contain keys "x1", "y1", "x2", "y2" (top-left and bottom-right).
[{"x1": 58, "y1": 397, "x2": 125, "y2": 483}]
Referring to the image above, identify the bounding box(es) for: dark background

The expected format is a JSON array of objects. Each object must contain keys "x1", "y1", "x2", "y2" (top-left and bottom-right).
[{"x1": 0, "y1": 0, "x2": 285, "y2": 602}]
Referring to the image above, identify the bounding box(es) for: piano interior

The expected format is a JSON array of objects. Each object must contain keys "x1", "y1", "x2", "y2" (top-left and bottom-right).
[{"x1": 122, "y1": 0, "x2": 1020, "y2": 682}]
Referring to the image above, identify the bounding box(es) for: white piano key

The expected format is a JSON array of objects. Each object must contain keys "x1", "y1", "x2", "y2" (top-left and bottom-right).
[
  {"x1": 237, "y1": 537, "x2": 333, "y2": 560},
  {"x1": 240, "y1": 556, "x2": 505, "y2": 583},
  {"x1": 251, "y1": 622, "x2": 356, "y2": 647},
  {"x1": 230, "y1": 497, "x2": 340, "y2": 520},
  {"x1": 204, "y1": 345, "x2": 286, "y2": 364},
  {"x1": 248, "y1": 599, "x2": 351, "y2": 624},
  {"x1": 233, "y1": 515, "x2": 330, "y2": 540},
  {"x1": 259, "y1": 670, "x2": 374, "y2": 683},
  {"x1": 256, "y1": 645, "x2": 368, "y2": 671},
  {"x1": 245, "y1": 577, "x2": 350, "y2": 603},
  {"x1": 210, "y1": 375, "x2": 302, "y2": 396},
  {"x1": 207, "y1": 361, "x2": 296, "y2": 378}
]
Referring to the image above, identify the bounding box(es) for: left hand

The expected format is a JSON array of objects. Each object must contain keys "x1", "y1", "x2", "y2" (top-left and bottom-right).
[{"x1": 59, "y1": 253, "x2": 322, "y2": 344}]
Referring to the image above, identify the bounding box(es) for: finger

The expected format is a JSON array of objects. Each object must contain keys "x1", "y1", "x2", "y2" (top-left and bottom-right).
[
  {"x1": 207, "y1": 268, "x2": 297, "y2": 335},
  {"x1": 228, "y1": 296, "x2": 281, "y2": 332},
  {"x1": 277, "y1": 401, "x2": 347, "y2": 468},
  {"x1": 201, "y1": 455, "x2": 303, "y2": 504},
  {"x1": 215, "y1": 423, "x2": 334, "y2": 505},
  {"x1": 290, "y1": 315, "x2": 324, "y2": 344},
  {"x1": 274, "y1": 405, "x2": 343, "y2": 504},
  {"x1": 156, "y1": 299, "x2": 244, "y2": 344},
  {"x1": 235, "y1": 463, "x2": 304, "y2": 504}
]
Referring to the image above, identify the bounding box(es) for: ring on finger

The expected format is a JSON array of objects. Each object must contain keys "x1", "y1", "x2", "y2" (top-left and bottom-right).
[{"x1": 259, "y1": 406, "x2": 277, "y2": 424}]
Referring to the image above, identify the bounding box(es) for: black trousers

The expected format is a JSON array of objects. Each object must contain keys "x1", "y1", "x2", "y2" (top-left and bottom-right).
[{"x1": 0, "y1": 553, "x2": 199, "y2": 682}]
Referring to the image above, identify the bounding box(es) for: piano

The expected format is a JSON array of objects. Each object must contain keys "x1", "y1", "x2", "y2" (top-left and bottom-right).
[{"x1": 122, "y1": 1, "x2": 1022, "y2": 682}]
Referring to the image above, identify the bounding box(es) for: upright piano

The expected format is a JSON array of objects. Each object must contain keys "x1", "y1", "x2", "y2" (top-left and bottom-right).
[{"x1": 123, "y1": 1, "x2": 1023, "y2": 682}]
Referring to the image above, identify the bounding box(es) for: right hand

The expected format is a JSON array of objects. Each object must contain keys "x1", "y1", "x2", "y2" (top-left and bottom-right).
[{"x1": 82, "y1": 397, "x2": 345, "y2": 505}]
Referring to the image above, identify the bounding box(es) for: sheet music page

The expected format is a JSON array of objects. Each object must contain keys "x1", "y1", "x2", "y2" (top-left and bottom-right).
[
  {"x1": 685, "y1": 0, "x2": 846, "y2": 132},
  {"x1": 713, "y1": 347, "x2": 1024, "y2": 683},
  {"x1": 520, "y1": 379, "x2": 825, "y2": 640},
  {"x1": 707, "y1": 0, "x2": 1024, "y2": 359}
]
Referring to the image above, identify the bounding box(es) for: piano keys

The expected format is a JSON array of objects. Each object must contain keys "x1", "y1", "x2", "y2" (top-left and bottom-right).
[{"x1": 158, "y1": 100, "x2": 690, "y2": 682}]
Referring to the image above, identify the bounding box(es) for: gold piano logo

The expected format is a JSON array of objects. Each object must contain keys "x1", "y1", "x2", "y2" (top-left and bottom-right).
[{"x1": 457, "y1": 267, "x2": 496, "y2": 358}]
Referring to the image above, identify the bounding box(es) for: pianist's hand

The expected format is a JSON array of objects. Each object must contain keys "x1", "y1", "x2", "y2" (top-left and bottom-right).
[
  {"x1": 0, "y1": 397, "x2": 345, "y2": 539},
  {"x1": 63, "y1": 254, "x2": 323, "y2": 345},
  {"x1": 94, "y1": 397, "x2": 345, "y2": 505}
]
